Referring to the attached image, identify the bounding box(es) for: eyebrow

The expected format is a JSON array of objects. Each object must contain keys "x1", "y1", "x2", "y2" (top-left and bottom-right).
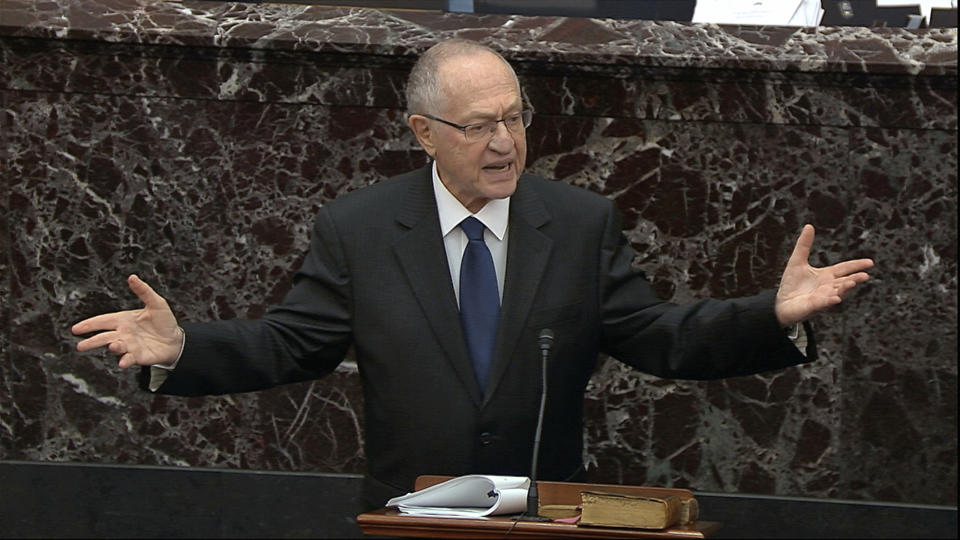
[{"x1": 461, "y1": 104, "x2": 524, "y2": 124}]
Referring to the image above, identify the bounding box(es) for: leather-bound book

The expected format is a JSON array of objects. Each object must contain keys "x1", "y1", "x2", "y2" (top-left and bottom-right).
[{"x1": 579, "y1": 490, "x2": 684, "y2": 530}]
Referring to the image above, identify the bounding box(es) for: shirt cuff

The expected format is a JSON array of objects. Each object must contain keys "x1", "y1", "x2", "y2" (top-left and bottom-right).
[
  {"x1": 148, "y1": 327, "x2": 185, "y2": 392},
  {"x1": 786, "y1": 323, "x2": 808, "y2": 357}
]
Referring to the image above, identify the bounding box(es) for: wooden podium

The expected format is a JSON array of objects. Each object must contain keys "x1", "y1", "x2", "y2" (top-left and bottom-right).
[{"x1": 356, "y1": 476, "x2": 721, "y2": 538}]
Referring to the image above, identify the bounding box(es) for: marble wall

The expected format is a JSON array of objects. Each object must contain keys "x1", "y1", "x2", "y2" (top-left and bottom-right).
[{"x1": 1, "y1": 0, "x2": 956, "y2": 506}]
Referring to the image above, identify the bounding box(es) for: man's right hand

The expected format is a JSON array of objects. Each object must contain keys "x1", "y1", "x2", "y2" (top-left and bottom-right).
[{"x1": 72, "y1": 274, "x2": 183, "y2": 369}]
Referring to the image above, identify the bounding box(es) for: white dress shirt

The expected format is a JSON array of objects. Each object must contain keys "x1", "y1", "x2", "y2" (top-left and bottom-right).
[{"x1": 431, "y1": 160, "x2": 509, "y2": 305}]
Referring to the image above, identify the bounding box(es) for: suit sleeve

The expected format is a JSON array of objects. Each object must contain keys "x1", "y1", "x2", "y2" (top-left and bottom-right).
[
  {"x1": 138, "y1": 206, "x2": 354, "y2": 396},
  {"x1": 597, "y1": 203, "x2": 815, "y2": 380}
]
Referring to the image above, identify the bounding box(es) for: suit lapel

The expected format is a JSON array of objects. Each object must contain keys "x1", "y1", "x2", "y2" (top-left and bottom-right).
[
  {"x1": 483, "y1": 176, "x2": 553, "y2": 405},
  {"x1": 392, "y1": 168, "x2": 484, "y2": 406}
]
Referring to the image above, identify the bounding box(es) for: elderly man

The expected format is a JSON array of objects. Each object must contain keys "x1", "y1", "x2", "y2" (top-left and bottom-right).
[{"x1": 72, "y1": 39, "x2": 873, "y2": 508}]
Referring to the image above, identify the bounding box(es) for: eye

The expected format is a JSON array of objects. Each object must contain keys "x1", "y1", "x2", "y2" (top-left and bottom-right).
[
  {"x1": 465, "y1": 123, "x2": 492, "y2": 137},
  {"x1": 504, "y1": 112, "x2": 523, "y2": 126}
]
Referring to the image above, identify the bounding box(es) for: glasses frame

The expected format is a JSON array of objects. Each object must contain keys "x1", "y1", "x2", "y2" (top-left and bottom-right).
[{"x1": 420, "y1": 110, "x2": 533, "y2": 142}]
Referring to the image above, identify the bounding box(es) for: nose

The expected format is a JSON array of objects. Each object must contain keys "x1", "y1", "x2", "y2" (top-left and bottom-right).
[{"x1": 487, "y1": 121, "x2": 516, "y2": 152}]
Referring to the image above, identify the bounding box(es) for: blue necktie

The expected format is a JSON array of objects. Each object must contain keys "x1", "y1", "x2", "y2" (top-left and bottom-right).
[{"x1": 459, "y1": 217, "x2": 500, "y2": 393}]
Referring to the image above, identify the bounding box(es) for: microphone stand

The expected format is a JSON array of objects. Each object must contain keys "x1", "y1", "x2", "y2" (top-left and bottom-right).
[{"x1": 522, "y1": 329, "x2": 554, "y2": 522}]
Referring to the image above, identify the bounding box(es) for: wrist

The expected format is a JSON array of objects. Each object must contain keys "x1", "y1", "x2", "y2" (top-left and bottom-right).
[{"x1": 155, "y1": 326, "x2": 185, "y2": 370}]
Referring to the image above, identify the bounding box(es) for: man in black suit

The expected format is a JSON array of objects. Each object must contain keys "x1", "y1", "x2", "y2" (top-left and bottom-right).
[{"x1": 72, "y1": 39, "x2": 874, "y2": 508}]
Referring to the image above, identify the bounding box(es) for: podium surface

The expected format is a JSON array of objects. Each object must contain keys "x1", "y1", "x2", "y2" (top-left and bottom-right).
[{"x1": 356, "y1": 476, "x2": 721, "y2": 539}]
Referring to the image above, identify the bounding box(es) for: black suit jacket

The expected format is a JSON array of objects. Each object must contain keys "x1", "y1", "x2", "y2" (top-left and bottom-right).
[{"x1": 143, "y1": 166, "x2": 813, "y2": 507}]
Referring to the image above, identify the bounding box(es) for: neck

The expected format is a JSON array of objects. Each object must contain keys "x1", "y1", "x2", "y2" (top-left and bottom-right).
[
  {"x1": 437, "y1": 173, "x2": 488, "y2": 214},
  {"x1": 463, "y1": 198, "x2": 488, "y2": 214}
]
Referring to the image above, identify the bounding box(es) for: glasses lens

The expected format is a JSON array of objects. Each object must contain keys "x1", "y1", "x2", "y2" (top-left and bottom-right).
[
  {"x1": 461, "y1": 111, "x2": 532, "y2": 142},
  {"x1": 463, "y1": 123, "x2": 491, "y2": 142},
  {"x1": 521, "y1": 109, "x2": 532, "y2": 127},
  {"x1": 503, "y1": 113, "x2": 523, "y2": 133}
]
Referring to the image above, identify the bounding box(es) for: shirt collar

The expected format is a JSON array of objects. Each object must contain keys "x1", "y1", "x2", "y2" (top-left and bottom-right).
[{"x1": 432, "y1": 161, "x2": 509, "y2": 240}]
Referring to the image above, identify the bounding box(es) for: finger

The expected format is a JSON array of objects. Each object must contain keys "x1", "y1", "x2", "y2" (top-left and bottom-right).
[
  {"x1": 76, "y1": 330, "x2": 121, "y2": 352},
  {"x1": 127, "y1": 274, "x2": 168, "y2": 311},
  {"x1": 71, "y1": 310, "x2": 136, "y2": 335},
  {"x1": 108, "y1": 339, "x2": 125, "y2": 355},
  {"x1": 803, "y1": 294, "x2": 841, "y2": 319},
  {"x1": 118, "y1": 352, "x2": 138, "y2": 369},
  {"x1": 836, "y1": 275, "x2": 869, "y2": 297},
  {"x1": 828, "y1": 258, "x2": 875, "y2": 278},
  {"x1": 847, "y1": 271, "x2": 871, "y2": 284},
  {"x1": 788, "y1": 224, "x2": 815, "y2": 266},
  {"x1": 837, "y1": 281, "x2": 856, "y2": 297},
  {"x1": 822, "y1": 292, "x2": 843, "y2": 306}
]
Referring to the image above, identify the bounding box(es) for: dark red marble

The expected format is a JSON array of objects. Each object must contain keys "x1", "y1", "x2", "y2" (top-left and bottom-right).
[{"x1": 1, "y1": 0, "x2": 955, "y2": 507}]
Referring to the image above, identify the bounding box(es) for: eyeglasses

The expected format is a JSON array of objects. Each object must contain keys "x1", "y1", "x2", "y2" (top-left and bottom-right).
[{"x1": 421, "y1": 110, "x2": 533, "y2": 143}]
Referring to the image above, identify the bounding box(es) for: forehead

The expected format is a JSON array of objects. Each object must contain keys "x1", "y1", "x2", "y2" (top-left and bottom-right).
[{"x1": 436, "y1": 52, "x2": 521, "y2": 117}]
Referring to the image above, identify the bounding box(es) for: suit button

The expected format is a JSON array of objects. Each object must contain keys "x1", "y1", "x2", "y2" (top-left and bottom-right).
[{"x1": 479, "y1": 432, "x2": 494, "y2": 446}]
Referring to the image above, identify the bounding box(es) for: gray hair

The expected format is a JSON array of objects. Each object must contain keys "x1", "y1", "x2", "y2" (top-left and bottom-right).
[{"x1": 405, "y1": 39, "x2": 520, "y2": 117}]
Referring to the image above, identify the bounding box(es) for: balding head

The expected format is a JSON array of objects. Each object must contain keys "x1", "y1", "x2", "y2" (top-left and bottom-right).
[{"x1": 405, "y1": 39, "x2": 520, "y2": 117}]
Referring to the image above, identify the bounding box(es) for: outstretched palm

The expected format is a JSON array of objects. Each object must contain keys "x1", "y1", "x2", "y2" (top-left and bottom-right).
[
  {"x1": 72, "y1": 275, "x2": 182, "y2": 368},
  {"x1": 775, "y1": 225, "x2": 874, "y2": 327}
]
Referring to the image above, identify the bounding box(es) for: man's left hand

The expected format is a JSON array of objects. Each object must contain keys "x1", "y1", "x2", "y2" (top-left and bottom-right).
[{"x1": 775, "y1": 224, "x2": 874, "y2": 327}]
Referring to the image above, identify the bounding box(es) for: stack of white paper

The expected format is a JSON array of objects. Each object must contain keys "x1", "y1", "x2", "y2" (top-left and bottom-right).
[
  {"x1": 385, "y1": 475, "x2": 530, "y2": 518},
  {"x1": 693, "y1": 0, "x2": 825, "y2": 26}
]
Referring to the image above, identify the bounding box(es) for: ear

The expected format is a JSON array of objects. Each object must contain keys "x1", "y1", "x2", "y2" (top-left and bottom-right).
[{"x1": 407, "y1": 114, "x2": 437, "y2": 158}]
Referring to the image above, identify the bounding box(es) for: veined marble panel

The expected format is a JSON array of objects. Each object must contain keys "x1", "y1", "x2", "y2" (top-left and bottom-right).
[
  {"x1": 526, "y1": 117, "x2": 854, "y2": 497},
  {"x1": 837, "y1": 126, "x2": 957, "y2": 504},
  {"x1": 1, "y1": 0, "x2": 956, "y2": 506},
  {"x1": 5, "y1": 1, "x2": 954, "y2": 75},
  {"x1": 2, "y1": 92, "x2": 416, "y2": 472}
]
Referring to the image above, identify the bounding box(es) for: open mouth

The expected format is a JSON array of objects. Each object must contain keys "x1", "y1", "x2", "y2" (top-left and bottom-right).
[{"x1": 483, "y1": 162, "x2": 512, "y2": 173}]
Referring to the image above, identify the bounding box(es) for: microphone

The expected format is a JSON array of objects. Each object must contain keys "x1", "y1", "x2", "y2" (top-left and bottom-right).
[
  {"x1": 524, "y1": 328, "x2": 554, "y2": 521},
  {"x1": 538, "y1": 328, "x2": 554, "y2": 353}
]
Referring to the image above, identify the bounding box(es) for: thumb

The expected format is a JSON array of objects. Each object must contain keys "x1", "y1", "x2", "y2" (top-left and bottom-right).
[
  {"x1": 788, "y1": 224, "x2": 815, "y2": 267},
  {"x1": 127, "y1": 274, "x2": 168, "y2": 311}
]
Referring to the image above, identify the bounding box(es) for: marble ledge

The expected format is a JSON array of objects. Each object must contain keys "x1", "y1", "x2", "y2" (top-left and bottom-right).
[{"x1": 0, "y1": 0, "x2": 955, "y2": 77}]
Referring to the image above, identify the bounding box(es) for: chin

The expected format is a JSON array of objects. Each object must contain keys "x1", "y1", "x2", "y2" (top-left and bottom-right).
[{"x1": 487, "y1": 180, "x2": 518, "y2": 200}]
